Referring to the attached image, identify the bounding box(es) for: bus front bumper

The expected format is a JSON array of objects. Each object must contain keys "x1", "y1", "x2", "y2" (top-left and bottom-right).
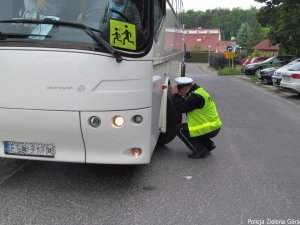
[{"x1": 0, "y1": 108, "x2": 152, "y2": 164}]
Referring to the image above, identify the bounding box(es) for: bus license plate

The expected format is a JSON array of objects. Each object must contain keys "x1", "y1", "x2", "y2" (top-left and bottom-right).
[{"x1": 4, "y1": 141, "x2": 55, "y2": 158}]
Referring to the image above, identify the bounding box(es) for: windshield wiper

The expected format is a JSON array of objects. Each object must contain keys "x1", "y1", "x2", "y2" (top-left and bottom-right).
[
  {"x1": 0, "y1": 31, "x2": 50, "y2": 40},
  {"x1": 0, "y1": 19, "x2": 123, "y2": 63}
]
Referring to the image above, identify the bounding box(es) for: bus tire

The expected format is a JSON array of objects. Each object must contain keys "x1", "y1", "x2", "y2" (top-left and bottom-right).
[{"x1": 157, "y1": 88, "x2": 182, "y2": 146}]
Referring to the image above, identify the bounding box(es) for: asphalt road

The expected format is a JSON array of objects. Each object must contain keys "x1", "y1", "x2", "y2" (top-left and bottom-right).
[{"x1": 1, "y1": 63, "x2": 300, "y2": 225}]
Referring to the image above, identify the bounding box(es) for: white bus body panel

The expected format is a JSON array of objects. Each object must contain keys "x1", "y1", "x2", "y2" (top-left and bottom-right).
[
  {"x1": 0, "y1": 108, "x2": 85, "y2": 162},
  {"x1": 0, "y1": 48, "x2": 152, "y2": 111},
  {"x1": 0, "y1": 48, "x2": 153, "y2": 164},
  {"x1": 81, "y1": 108, "x2": 152, "y2": 164},
  {"x1": 0, "y1": 1, "x2": 185, "y2": 165}
]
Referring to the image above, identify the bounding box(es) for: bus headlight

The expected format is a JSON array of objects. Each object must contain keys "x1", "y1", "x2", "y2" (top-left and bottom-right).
[{"x1": 112, "y1": 116, "x2": 125, "y2": 128}]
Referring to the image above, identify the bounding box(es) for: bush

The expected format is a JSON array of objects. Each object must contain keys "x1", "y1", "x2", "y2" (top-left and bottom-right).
[
  {"x1": 209, "y1": 53, "x2": 243, "y2": 69},
  {"x1": 186, "y1": 51, "x2": 209, "y2": 63},
  {"x1": 209, "y1": 53, "x2": 228, "y2": 69}
]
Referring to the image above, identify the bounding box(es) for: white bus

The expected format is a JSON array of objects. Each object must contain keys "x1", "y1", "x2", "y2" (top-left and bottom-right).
[{"x1": 0, "y1": 0, "x2": 186, "y2": 164}]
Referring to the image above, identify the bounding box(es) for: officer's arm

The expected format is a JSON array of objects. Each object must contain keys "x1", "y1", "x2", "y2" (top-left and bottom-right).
[{"x1": 172, "y1": 93, "x2": 205, "y2": 113}]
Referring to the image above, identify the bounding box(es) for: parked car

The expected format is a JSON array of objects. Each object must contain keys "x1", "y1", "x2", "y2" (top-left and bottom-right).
[
  {"x1": 244, "y1": 55, "x2": 296, "y2": 75},
  {"x1": 241, "y1": 57, "x2": 267, "y2": 72},
  {"x1": 250, "y1": 56, "x2": 268, "y2": 64},
  {"x1": 272, "y1": 58, "x2": 300, "y2": 86},
  {"x1": 258, "y1": 67, "x2": 278, "y2": 84},
  {"x1": 241, "y1": 58, "x2": 252, "y2": 71},
  {"x1": 280, "y1": 61, "x2": 300, "y2": 95},
  {"x1": 242, "y1": 58, "x2": 252, "y2": 67}
]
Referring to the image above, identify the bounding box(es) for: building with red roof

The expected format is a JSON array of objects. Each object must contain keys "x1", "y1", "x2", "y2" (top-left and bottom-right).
[
  {"x1": 217, "y1": 41, "x2": 232, "y2": 53},
  {"x1": 252, "y1": 39, "x2": 279, "y2": 56},
  {"x1": 184, "y1": 27, "x2": 221, "y2": 52}
]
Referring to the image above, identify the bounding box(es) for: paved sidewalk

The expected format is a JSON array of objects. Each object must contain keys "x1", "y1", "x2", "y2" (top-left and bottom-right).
[
  {"x1": 198, "y1": 63, "x2": 218, "y2": 74},
  {"x1": 198, "y1": 63, "x2": 251, "y2": 78}
]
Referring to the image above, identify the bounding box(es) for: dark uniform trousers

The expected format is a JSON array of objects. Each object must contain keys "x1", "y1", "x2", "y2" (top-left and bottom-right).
[{"x1": 176, "y1": 123, "x2": 220, "y2": 153}]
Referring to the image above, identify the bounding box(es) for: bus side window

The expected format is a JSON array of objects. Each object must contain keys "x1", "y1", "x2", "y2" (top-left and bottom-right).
[{"x1": 153, "y1": 0, "x2": 165, "y2": 33}]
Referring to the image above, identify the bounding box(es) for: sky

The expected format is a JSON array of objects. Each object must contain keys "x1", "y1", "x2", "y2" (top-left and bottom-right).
[{"x1": 183, "y1": 0, "x2": 264, "y2": 11}]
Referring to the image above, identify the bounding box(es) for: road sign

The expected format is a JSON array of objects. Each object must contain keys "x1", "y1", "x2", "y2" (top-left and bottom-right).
[
  {"x1": 110, "y1": 19, "x2": 137, "y2": 50},
  {"x1": 226, "y1": 45, "x2": 233, "y2": 52},
  {"x1": 225, "y1": 51, "x2": 235, "y2": 59}
]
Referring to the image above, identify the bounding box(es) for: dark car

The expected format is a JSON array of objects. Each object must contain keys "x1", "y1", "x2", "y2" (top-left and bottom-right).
[
  {"x1": 244, "y1": 56, "x2": 296, "y2": 75},
  {"x1": 258, "y1": 67, "x2": 278, "y2": 84}
]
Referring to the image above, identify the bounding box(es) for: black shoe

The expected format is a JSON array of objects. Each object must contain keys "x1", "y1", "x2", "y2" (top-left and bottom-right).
[
  {"x1": 207, "y1": 143, "x2": 216, "y2": 152},
  {"x1": 188, "y1": 150, "x2": 207, "y2": 159},
  {"x1": 202, "y1": 140, "x2": 216, "y2": 152}
]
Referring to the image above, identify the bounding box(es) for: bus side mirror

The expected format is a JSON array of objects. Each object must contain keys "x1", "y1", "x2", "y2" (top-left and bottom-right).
[{"x1": 185, "y1": 51, "x2": 191, "y2": 59}]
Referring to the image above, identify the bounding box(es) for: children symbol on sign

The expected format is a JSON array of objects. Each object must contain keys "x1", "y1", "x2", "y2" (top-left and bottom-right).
[
  {"x1": 122, "y1": 25, "x2": 134, "y2": 45},
  {"x1": 112, "y1": 28, "x2": 122, "y2": 44}
]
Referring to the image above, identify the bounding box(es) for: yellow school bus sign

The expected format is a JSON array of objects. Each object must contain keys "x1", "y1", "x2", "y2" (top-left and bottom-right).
[
  {"x1": 225, "y1": 45, "x2": 235, "y2": 59},
  {"x1": 225, "y1": 51, "x2": 235, "y2": 59},
  {"x1": 110, "y1": 19, "x2": 137, "y2": 51}
]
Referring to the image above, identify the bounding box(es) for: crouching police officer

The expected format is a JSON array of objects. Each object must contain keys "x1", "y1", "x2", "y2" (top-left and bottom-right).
[{"x1": 172, "y1": 77, "x2": 222, "y2": 159}]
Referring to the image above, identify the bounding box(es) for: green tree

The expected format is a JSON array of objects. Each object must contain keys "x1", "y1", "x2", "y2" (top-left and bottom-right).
[
  {"x1": 248, "y1": 21, "x2": 265, "y2": 49},
  {"x1": 183, "y1": 10, "x2": 204, "y2": 28},
  {"x1": 183, "y1": 7, "x2": 259, "y2": 41},
  {"x1": 237, "y1": 23, "x2": 252, "y2": 50},
  {"x1": 237, "y1": 21, "x2": 268, "y2": 54},
  {"x1": 255, "y1": 0, "x2": 300, "y2": 55}
]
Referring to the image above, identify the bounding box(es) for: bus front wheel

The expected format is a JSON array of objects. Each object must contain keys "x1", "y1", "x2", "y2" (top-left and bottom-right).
[{"x1": 157, "y1": 88, "x2": 182, "y2": 146}]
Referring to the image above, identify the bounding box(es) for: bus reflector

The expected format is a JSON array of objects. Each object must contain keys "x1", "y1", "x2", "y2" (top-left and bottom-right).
[
  {"x1": 132, "y1": 115, "x2": 143, "y2": 124},
  {"x1": 131, "y1": 148, "x2": 142, "y2": 157},
  {"x1": 89, "y1": 116, "x2": 101, "y2": 128}
]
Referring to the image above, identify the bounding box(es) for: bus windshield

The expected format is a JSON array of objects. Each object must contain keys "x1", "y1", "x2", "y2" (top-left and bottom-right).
[{"x1": 0, "y1": 0, "x2": 150, "y2": 52}]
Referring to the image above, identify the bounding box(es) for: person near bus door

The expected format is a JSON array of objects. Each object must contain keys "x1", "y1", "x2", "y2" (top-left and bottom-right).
[
  {"x1": 24, "y1": 0, "x2": 64, "y2": 16},
  {"x1": 172, "y1": 77, "x2": 222, "y2": 159}
]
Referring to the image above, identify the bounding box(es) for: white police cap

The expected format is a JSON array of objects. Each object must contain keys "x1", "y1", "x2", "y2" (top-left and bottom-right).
[{"x1": 175, "y1": 77, "x2": 193, "y2": 85}]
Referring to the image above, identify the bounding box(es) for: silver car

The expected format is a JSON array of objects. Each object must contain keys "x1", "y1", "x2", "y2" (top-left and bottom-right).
[
  {"x1": 272, "y1": 58, "x2": 300, "y2": 86},
  {"x1": 280, "y1": 62, "x2": 300, "y2": 95}
]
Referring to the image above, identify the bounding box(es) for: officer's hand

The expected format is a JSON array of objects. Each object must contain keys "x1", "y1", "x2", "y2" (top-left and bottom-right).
[{"x1": 172, "y1": 86, "x2": 178, "y2": 95}]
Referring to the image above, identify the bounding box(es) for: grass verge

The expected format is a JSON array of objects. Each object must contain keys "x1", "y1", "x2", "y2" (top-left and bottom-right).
[
  {"x1": 249, "y1": 75, "x2": 259, "y2": 83},
  {"x1": 218, "y1": 67, "x2": 241, "y2": 76}
]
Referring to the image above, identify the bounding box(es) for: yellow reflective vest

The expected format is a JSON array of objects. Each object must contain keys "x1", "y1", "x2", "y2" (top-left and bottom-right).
[{"x1": 187, "y1": 87, "x2": 222, "y2": 137}]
